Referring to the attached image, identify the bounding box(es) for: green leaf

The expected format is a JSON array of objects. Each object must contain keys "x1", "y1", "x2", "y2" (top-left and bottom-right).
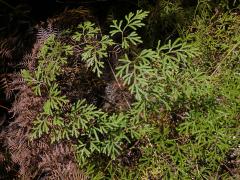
[{"x1": 110, "y1": 10, "x2": 149, "y2": 49}]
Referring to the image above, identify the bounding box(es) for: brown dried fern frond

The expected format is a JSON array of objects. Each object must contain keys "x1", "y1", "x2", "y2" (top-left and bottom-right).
[
  {"x1": 0, "y1": 75, "x2": 7, "y2": 90},
  {"x1": 37, "y1": 142, "x2": 86, "y2": 180},
  {"x1": 0, "y1": 47, "x2": 13, "y2": 60},
  {"x1": 10, "y1": 87, "x2": 43, "y2": 118},
  {"x1": 4, "y1": 126, "x2": 32, "y2": 178},
  {"x1": 2, "y1": 73, "x2": 26, "y2": 100},
  {"x1": 0, "y1": 74, "x2": 15, "y2": 100},
  {"x1": 21, "y1": 53, "x2": 36, "y2": 71},
  {"x1": 0, "y1": 39, "x2": 13, "y2": 59},
  {"x1": 1, "y1": 85, "x2": 43, "y2": 178},
  {"x1": 36, "y1": 24, "x2": 58, "y2": 44}
]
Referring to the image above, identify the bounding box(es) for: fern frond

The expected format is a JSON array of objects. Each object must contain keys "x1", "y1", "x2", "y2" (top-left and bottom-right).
[
  {"x1": 110, "y1": 10, "x2": 149, "y2": 49},
  {"x1": 73, "y1": 21, "x2": 114, "y2": 77},
  {"x1": 124, "y1": 10, "x2": 149, "y2": 30},
  {"x1": 37, "y1": 24, "x2": 58, "y2": 44},
  {"x1": 116, "y1": 49, "x2": 157, "y2": 100}
]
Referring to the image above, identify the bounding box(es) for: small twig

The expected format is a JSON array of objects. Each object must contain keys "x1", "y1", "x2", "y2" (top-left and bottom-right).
[
  {"x1": 0, "y1": 104, "x2": 10, "y2": 111},
  {"x1": 0, "y1": 0, "x2": 15, "y2": 10},
  {"x1": 222, "y1": 164, "x2": 234, "y2": 176},
  {"x1": 211, "y1": 42, "x2": 240, "y2": 76},
  {"x1": 106, "y1": 58, "x2": 131, "y2": 109}
]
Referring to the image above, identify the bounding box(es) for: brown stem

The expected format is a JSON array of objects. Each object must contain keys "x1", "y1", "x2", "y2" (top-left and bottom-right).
[{"x1": 0, "y1": 104, "x2": 10, "y2": 111}]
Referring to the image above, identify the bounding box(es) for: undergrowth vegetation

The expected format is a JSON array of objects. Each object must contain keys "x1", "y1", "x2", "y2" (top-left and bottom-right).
[{"x1": 1, "y1": 0, "x2": 239, "y2": 179}]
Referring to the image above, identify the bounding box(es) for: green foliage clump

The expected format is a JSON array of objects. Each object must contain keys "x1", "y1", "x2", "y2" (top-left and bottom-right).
[
  {"x1": 21, "y1": 34, "x2": 138, "y2": 169},
  {"x1": 22, "y1": 35, "x2": 73, "y2": 96},
  {"x1": 72, "y1": 21, "x2": 114, "y2": 77},
  {"x1": 21, "y1": 7, "x2": 240, "y2": 179}
]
